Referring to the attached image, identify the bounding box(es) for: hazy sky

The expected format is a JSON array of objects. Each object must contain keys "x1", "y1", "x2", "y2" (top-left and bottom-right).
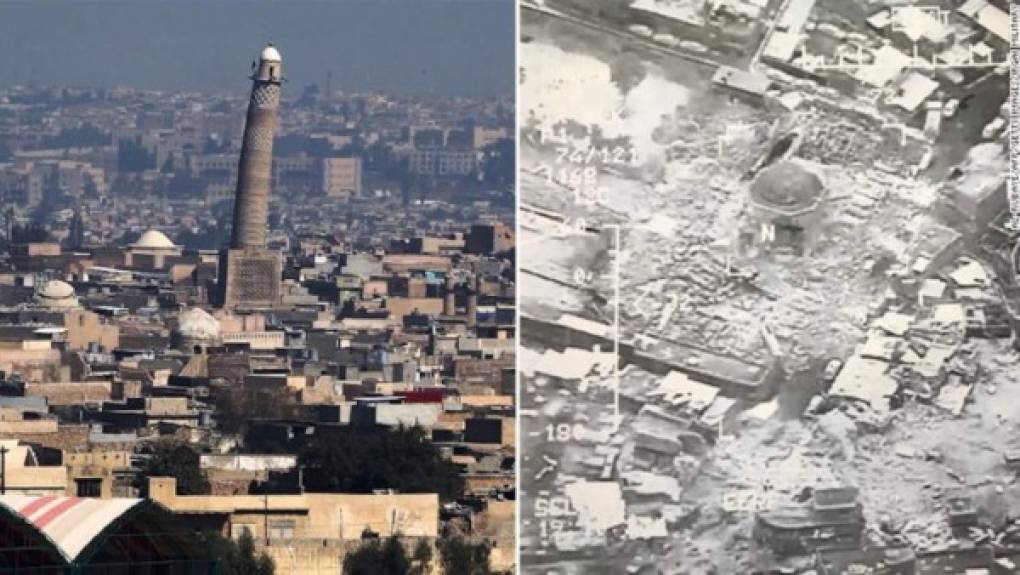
[{"x1": 0, "y1": 0, "x2": 514, "y2": 98}]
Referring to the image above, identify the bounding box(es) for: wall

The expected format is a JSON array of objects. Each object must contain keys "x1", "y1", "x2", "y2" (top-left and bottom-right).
[
  {"x1": 200, "y1": 454, "x2": 298, "y2": 473},
  {"x1": 24, "y1": 382, "x2": 111, "y2": 406},
  {"x1": 381, "y1": 255, "x2": 452, "y2": 273},
  {"x1": 1, "y1": 441, "x2": 67, "y2": 495},
  {"x1": 0, "y1": 418, "x2": 59, "y2": 434},
  {"x1": 148, "y1": 477, "x2": 440, "y2": 541},
  {"x1": 4, "y1": 466, "x2": 66, "y2": 495},
  {"x1": 63, "y1": 308, "x2": 120, "y2": 351},
  {"x1": 0, "y1": 347, "x2": 64, "y2": 383},
  {"x1": 459, "y1": 395, "x2": 514, "y2": 408},
  {"x1": 373, "y1": 403, "x2": 443, "y2": 429},
  {"x1": 222, "y1": 330, "x2": 286, "y2": 350},
  {"x1": 64, "y1": 450, "x2": 133, "y2": 498},
  {"x1": 259, "y1": 538, "x2": 441, "y2": 575},
  {"x1": 385, "y1": 297, "x2": 444, "y2": 322}
]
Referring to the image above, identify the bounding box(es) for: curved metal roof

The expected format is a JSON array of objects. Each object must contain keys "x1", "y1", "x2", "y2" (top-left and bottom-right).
[{"x1": 0, "y1": 495, "x2": 143, "y2": 563}]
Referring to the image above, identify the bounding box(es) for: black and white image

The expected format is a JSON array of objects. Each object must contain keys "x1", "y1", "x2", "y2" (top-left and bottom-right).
[{"x1": 519, "y1": 0, "x2": 1017, "y2": 572}]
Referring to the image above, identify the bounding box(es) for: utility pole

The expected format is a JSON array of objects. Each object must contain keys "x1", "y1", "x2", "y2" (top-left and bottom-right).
[
  {"x1": 263, "y1": 468, "x2": 270, "y2": 546},
  {"x1": 0, "y1": 444, "x2": 8, "y2": 495}
]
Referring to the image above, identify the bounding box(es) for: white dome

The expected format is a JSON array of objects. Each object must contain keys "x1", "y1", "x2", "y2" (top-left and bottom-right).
[
  {"x1": 260, "y1": 44, "x2": 282, "y2": 62},
  {"x1": 133, "y1": 229, "x2": 176, "y2": 250},
  {"x1": 35, "y1": 280, "x2": 78, "y2": 308},
  {"x1": 175, "y1": 307, "x2": 222, "y2": 341},
  {"x1": 38, "y1": 280, "x2": 74, "y2": 300}
]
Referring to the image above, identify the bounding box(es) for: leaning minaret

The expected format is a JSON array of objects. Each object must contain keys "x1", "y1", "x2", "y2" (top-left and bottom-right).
[
  {"x1": 217, "y1": 43, "x2": 285, "y2": 309},
  {"x1": 231, "y1": 43, "x2": 281, "y2": 249}
]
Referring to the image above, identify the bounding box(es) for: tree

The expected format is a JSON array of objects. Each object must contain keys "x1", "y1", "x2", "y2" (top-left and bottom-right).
[
  {"x1": 299, "y1": 425, "x2": 463, "y2": 501},
  {"x1": 342, "y1": 536, "x2": 432, "y2": 575},
  {"x1": 199, "y1": 530, "x2": 274, "y2": 575},
  {"x1": 438, "y1": 537, "x2": 494, "y2": 575},
  {"x1": 42, "y1": 123, "x2": 111, "y2": 149},
  {"x1": 139, "y1": 438, "x2": 209, "y2": 495},
  {"x1": 237, "y1": 531, "x2": 275, "y2": 575},
  {"x1": 409, "y1": 539, "x2": 433, "y2": 575},
  {"x1": 116, "y1": 137, "x2": 156, "y2": 173}
]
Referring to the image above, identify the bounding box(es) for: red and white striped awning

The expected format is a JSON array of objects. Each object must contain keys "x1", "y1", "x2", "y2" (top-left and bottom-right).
[{"x1": 0, "y1": 495, "x2": 142, "y2": 562}]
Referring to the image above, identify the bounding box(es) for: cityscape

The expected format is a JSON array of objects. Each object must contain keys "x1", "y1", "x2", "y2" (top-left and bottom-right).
[{"x1": 0, "y1": 2, "x2": 516, "y2": 574}]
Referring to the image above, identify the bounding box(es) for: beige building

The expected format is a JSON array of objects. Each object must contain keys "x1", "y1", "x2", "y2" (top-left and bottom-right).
[
  {"x1": 12, "y1": 242, "x2": 62, "y2": 257},
  {"x1": 408, "y1": 149, "x2": 479, "y2": 177},
  {"x1": 0, "y1": 341, "x2": 65, "y2": 383},
  {"x1": 63, "y1": 308, "x2": 120, "y2": 351},
  {"x1": 321, "y1": 157, "x2": 362, "y2": 200},
  {"x1": 385, "y1": 297, "x2": 445, "y2": 323},
  {"x1": 64, "y1": 450, "x2": 134, "y2": 498},
  {"x1": 215, "y1": 311, "x2": 267, "y2": 333},
  {"x1": 381, "y1": 255, "x2": 452, "y2": 274},
  {"x1": 50, "y1": 160, "x2": 107, "y2": 198},
  {"x1": 419, "y1": 235, "x2": 465, "y2": 255},
  {"x1": 23, "y1": 382, "x2": 111, "y2": 407},
  {"x1": 362, "y1": 277, "x2": 389, "y2": 298},
  {"x1": 472, "y1": 126, "x2": 508, "y2": 150},
  {"x1": 0, "y1": 440, "x2": 66, "y2": 495},
  {"x1": 148, "y1": 476, "x2": 439, "y2": 542}
]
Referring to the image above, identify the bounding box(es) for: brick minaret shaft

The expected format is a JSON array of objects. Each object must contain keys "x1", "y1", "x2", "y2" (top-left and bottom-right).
[{"x1": 230, "y1": 43, "x2": 282, "y2": 250}]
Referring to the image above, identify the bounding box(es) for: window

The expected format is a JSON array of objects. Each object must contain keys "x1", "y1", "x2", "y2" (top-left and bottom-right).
[
  {"x1": 269, "y1": 519, "x2": 295, "y2": 541},
  {"x1": 75, "y1": 478, "x2": 102, "y2": 498}
]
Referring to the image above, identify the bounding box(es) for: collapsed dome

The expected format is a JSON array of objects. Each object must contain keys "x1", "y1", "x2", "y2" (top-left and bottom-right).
[{"x1": 750, "y1": 161, "x2": 825, "y2": 214}]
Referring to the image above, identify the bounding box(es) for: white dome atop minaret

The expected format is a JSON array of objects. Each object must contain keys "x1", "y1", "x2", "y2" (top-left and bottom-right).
[{"x1": 260, "y1": 43, "x2": 281, "y2": 62}]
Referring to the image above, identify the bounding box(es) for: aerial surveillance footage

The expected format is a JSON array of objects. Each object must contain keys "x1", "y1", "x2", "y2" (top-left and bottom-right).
[{"x1": 519, "y1": 0, "x2": 1018, "y2": 573}]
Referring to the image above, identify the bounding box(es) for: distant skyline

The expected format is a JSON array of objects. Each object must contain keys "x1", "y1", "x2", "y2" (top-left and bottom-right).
[{"x1": 0, "y1": 0, "x2": 514, "y2": 99}]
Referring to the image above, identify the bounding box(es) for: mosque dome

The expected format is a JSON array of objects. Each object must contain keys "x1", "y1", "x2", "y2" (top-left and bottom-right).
[
  {"x1": 750, "y1": 161, "x2": 824, "y2": 214},
  {"x1": 173, "y1": 307, "x2": 222, "y2": 343},
  {"x1": 133, "y1": 229, "x2": 177, "y2": 250},
  {"x1": 34, "y1": 280, "x2": 79, "y2": 309}
]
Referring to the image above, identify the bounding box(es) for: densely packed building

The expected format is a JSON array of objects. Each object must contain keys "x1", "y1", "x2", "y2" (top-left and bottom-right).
[{"x1": 0, "y1": 43, "x2": 515, "y2": 574}]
